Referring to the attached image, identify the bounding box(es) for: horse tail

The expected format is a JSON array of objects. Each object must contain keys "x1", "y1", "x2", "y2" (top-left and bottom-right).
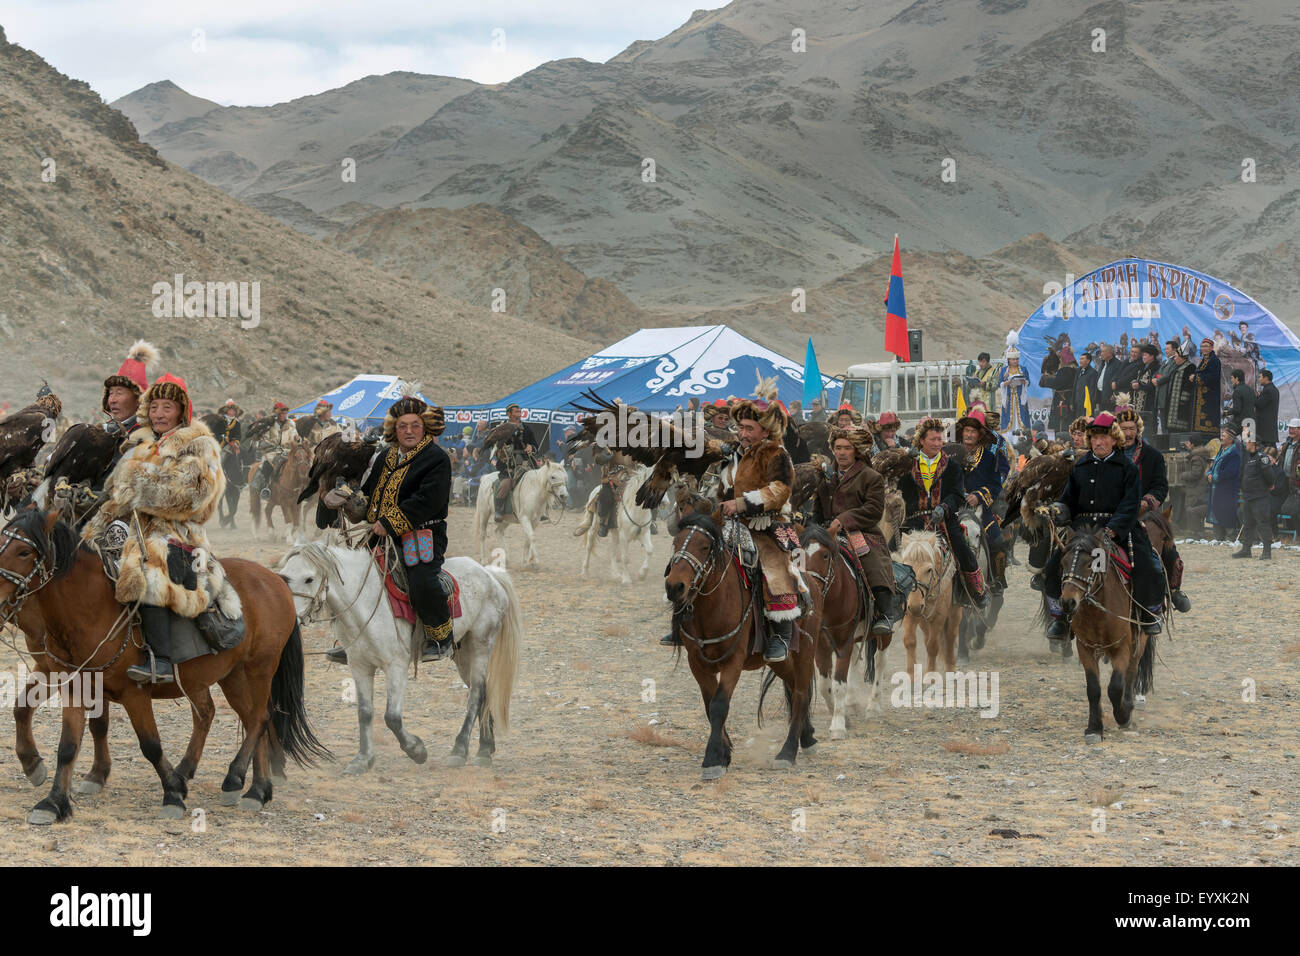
[
  {"x1": 268, "y1": 622, "x2": 333, "y2": 767},
  {"x1": 1135, "y1": 632, "x2": 1156, "y2": 695},
  {"x1": 864, "y1": 636, "x2": 878, "y2": 683},
  {"x1": 1032, "y1": 589, "x2": 1051, "y2": 630},
  {"x1": 756, "y1": 667, "x2": 779, "y2": 729},
  {"x1": 484, "y1": 566, "x2": 523, "y2": 734}
]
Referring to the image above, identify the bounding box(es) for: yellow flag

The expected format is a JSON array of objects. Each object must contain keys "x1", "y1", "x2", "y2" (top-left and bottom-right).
[
  {"x1": 956, "y1": 387, "x2": 967, "y2": 419},
  {"x1": 1084, "y1": 388, "x2": 1093, "y2": 418}
]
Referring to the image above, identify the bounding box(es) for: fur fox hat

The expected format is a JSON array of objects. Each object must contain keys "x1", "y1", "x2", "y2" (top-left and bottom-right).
[
  {"x1": 829, "y1": 425, "x2": 872, "y2": 460},
  {"x1": 383, "y1": 382, "x2": 445, "y2": 441},
  {"x1": 1114, "y1": 406, "x2": 1144, "y2": 435},
  {"x1": 1086, "y1": 411, "x2": 1126, "y2": 448},
  {"x1": 141, "y1": 372, "x2": 193, "y2": 425},
  {"x1": 102, "y1": 340, "x2": 159, "y2": 413},
  {"x1": 912, "y1": 417, "x2": 946, "y2": 449},
  {"x1": 730, "y1": 398, "x2": 789, "y2": 439}
]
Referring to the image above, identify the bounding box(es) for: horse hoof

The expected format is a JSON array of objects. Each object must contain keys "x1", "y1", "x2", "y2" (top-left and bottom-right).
[
  {"x1": 701, "y1": 765, "x2": 726, "y2": 781},
  {"x1": 829, "y1": 729, "x2": 846, "y2": 741},
  {"x1": 237, "y1": 797, "x2": 264, "y2": 811},
  {"x1": 1084, "y1": 732, "x2": 1103, "y2": 744},
  {"x1": 74, "y1": 780, "x2": 103, "y2": 796},
  {"x1": 957, "y1": 655, "x2": 970, "y2": 668},
  {"x1": 342, "y1": 757, "x2": 373, "y2": 775},
  {"x1": 27, "y1": 808, "x2": 58, "y2": 826},
  {"x1": 773, "y1": 757, "x2": 796, "y2": 770},
  {"x1": 25, "y1": 762, "x2": 48, "y2": 788},
  {"x1": 446, "y1": 754, "x2": 467, "y2": 768},
  {"x1": 159, "y1": 804, "x2": 185, "y2": 820},
  {"x1": 219, "y1": 788, "x2": 242, "y2": 807},
  {"x1": 801, "y1": 743, "x2": 818, "y2": 755},
  {"x1": 1134, "y1": 695, "x2": 1147, "y2": 710},
  {"x1": 407, "y1": 743, "x2": 428, "y2": 765},
  {"x1": 472, "y1": 753, "x2": 493, "y2": 768}
]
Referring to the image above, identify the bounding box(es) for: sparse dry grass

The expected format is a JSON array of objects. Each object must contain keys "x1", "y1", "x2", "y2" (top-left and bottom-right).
[{"x1": 627, "y1": 725, "x2": 691, "y2": 749}]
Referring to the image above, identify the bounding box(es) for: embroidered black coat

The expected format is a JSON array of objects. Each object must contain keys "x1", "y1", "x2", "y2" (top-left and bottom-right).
[
  {"x1": 1056, "y1": 450, "x2": 1140, "y2": 539},
  {"x1": 317, "y1": 435, "x2": 451, "y2": 545},
  {"x1": 899, "y1": 452, "x2": 964, "y2": 532}
]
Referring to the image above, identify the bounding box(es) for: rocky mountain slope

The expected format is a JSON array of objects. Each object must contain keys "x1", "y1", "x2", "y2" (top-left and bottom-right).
[{"x1": 0, "y1": 25, "x2": 593, "y2": 417}]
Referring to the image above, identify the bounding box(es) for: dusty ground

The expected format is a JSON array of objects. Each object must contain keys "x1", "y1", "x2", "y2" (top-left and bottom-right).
[{"x1": 1, "y1": 508, "x2": 1296, "y2": 866}]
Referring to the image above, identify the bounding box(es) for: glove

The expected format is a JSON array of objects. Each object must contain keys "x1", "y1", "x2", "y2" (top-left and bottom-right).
[
  {"x1": 1049, "y1": 503, "x2": 1068, "y2": 524},
  {"x1": 931, "y1": 504, "x2": 947, "y2": 523}
]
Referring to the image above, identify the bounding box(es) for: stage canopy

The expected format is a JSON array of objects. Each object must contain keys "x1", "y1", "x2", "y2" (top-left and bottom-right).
[
  {"x1": 442, "y1": 325, "x2": 843, "y2": 455},
  {"x1": 1014, "y1": 258, "x2": 1300, "y2": 425},
  {"x1": 292, "y1": 374, "x2": 433, "y2": 428}
]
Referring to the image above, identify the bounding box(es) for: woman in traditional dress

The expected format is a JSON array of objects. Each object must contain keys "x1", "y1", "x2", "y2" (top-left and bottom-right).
[{"x1": 1206, "y1": 424, "x2": 1242, "y2": 541}]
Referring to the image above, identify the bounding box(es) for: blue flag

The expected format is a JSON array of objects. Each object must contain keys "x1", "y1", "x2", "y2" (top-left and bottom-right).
[{"x1": 802, "y1": 337, "x2": 823, "y2": 411}]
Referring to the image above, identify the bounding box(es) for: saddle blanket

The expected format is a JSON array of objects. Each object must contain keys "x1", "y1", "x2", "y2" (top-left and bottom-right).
[{"x1": 374, "y1": 549, "x2": 461, "y2": 625}]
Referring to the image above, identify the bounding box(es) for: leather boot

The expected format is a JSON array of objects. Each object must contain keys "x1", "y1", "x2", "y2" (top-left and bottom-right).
[
  {"x1": 1171, "y1": 590, "x2": 1192, "y2": 612},
  {"x1": 1046, "y1": 614, "x2": 1070, "y2": 640},
  {"x1": 870, "y1": 587, "x2": 895, "y2": 635},
  {"x1": 325, "y1": 644, "x2": 348, "y2": 664},
  {"x1": 1140, "y1": 604, "x2": 1163, "y2": 636},
  {"x1": 992, "y1": 548, "x2": 1008, "y2": 590},
  {"x1": 126, "y1": 605, "x2": 175, "y2": 684},
  {"x1": 659, "y1": 623, "x2": 683, "y2": 646},
  {"x1": 1260, "y1": 543, "x2": 1272, "y2": 560},
  {"x1": 963, "y1": 568, "x2": 991, "y2": 609},
  {"x1": 764, "y1": 618, "x2": 792, "y2": 664},
  {"x1": 1231, "y1": 546, "x2": 1252, "y2": 558},
  {"x1": 421, "y1": 631, "x2": 454, "y2": 662}
]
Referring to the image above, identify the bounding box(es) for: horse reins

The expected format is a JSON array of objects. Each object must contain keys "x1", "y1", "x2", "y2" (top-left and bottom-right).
[{"x1": 668, "y1": 524, "x2": 754, "y2": 664}]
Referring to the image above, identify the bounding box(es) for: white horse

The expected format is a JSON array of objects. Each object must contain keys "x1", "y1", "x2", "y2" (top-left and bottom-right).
[
  {"x1": 278, "y1": 541, "x2": 523, "y2": 771},
  {"x1": 474, "y1": 460, "x2": 570, "y2": 567},
  {"x1": 573, "y1": 464, "x2": 655, "y2": 584}
]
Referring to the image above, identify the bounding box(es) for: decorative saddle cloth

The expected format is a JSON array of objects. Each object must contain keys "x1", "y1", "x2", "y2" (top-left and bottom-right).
[{"x1": 373, "y1": 548, "x2": 461, "y2": 625}]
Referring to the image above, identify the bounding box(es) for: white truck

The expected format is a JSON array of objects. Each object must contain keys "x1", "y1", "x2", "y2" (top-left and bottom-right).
[{"x1": 839, "y1": 358, "x2": 973, "y2": 430}]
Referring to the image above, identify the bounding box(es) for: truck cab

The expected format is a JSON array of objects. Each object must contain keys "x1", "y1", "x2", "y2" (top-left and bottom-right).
[{"x1": 840, "y1": 358, "x2": 970, "y2": 430}]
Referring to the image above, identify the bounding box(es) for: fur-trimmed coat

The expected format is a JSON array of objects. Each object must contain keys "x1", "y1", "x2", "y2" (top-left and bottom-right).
[{"x1": 82, "y1": 422, "x2": 239, "y2": 619}]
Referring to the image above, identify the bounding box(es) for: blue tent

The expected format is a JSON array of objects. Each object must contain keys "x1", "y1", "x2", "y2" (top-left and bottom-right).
[
  {"x1": 1015, "y1": 258, "x2": 1300, "y2": 428},
  {"x1": 442, "y1": 325, "x2": 843, "y2": 456},
  {"x1": 292, "y1": 374, "x2": 433, "y2": 429}
]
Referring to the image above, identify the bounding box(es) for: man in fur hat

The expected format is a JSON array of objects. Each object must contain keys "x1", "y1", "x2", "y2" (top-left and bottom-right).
[
  {"x1": 874, "y1": 411, "x2": 902, "y2": 452},
  {"x1": 217, "y1": 399, "x2": 243, "y2": 448},
  {"x1": 1115, "y1": 406, "x2": 1191, "y2": 613},
  {"x1": 85, "y1": 340, "x2": 158, "y2": 487},
  {"x1": 1130, "y1": 342, "x2": 1161, "y2": 435},
  {"x1": 815, "y1": 426, "x2": 896, "y2": 634},
  {"x1": 898, "y1": 417, "x2": 990, "y2": 608},
  {"x1": 957, "y1": 405, "x2": 1009, "y2": 590},
  {"x1": 84, "y1": 372, "x2": 243, "y2": 683},
  {"x1": 250, "y1": 401, "x2": 300, "y2": 501},
  {"x1": 308, "y1": 399, "x2": 342, "y2": 446},
  {"x1": 318, "y1": 394, "x2": 454, "y2": 664},
  {"x1": 1189, "y1": 338, "x2": 1222, "y2": 437},
  {"x1": 1041, "y1": 412, "x2": 1166, "y2": 640},
  {"x1": 493, "y1": 403, "x2": 535, "y2": 520},
  {"x1": 717, "y1": 399, "x2": 808, "y2": 663}
]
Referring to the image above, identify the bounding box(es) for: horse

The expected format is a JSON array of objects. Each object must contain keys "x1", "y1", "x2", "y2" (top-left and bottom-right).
[
  {"x1": 473, "y1": 460, "x2": 570, "y2": 567},
  {"x1": 802, "y1": 525, "x2": 880, "y2": 740},
  {"x1": 895, "y1": 530, "x2": 962, "y2": 679},
  {"x1": 277, "y1": 540, "x2": 523, "y2": 770},
  {"x1": 664, "y1": 513, "x2": 817, "y2": 779},
  {"x1": 0, "y1": 504, "x2": 330, "y2": 824},
  {"x1": 249, "y1": 439, "x2": 313, "y2": 541},
  {"x1": 1054, "y1": 524, "x2": 1157, "y2": 742},
  {"x1": 955, "y1": 508, "x2": 1002, "y2": 666},
  {"x1": 573, "y1": 464, "x2": 655, "y2": 584}
]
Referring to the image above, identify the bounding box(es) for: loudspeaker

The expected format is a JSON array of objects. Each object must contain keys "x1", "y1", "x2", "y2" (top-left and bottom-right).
[{"x1": 907, "y1": 329, "x2": 923, "y2": 363}]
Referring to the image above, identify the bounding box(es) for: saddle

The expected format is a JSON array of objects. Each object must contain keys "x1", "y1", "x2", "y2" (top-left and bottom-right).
[{"x1": 373, "y1": 547, "x2": 461, "y2": 625}]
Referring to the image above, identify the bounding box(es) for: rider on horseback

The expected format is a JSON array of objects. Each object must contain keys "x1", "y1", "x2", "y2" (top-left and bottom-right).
[
  {"x1": 897, "y1": 418, "x2": 991, "y2": 609},
  {"x1": 83, "y1": 373, "x2": 243, "y2": 684},
  {"x1": 308, "y1": 399, "x2": 342, "y2": 446},
  {"x1": 592, "y1": 446, "x2": 626, "y2": 537},
  {"x1": 249, "y1": 402, "x2": 299, "y2": 501},
  {"x1": 319, "y1": 394, "x2": 454, "y2": 665},
  {"x1": 217, "y1": 400, "x2": 243, "y2": 448},
  {"x1": 1042, "y1": 412, "x2": 1166, "y2": 639},
  {"x1": 957, "y1": 405, "x2": 1009, "y2": 591},
  {"x1": 1115, "y1": 406, "x2": 1191, "y2": 613},
  {"x1": 718, "y1": 399, "x2": 807, "y2": 663},
  {"x1": 816, "y1": 425, "x2": 896, "y2": 635},
  {"x1": 493, "y1": 404, "x2": 534, "y2": 520}
]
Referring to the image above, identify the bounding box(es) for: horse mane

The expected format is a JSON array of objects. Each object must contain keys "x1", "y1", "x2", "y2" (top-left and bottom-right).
[
  {"x1": 12, "y1": 507, "x2": 82, "y2": 580},
  {"x1": 799, "y1": 523, "x2": 834, "y2": 552},
  {"x1": 899, "y1": 530, "x2": 939, "y2": 565}
]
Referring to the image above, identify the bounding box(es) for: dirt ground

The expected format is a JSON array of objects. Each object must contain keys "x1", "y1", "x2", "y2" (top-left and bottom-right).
[{"x1": 1, "y1": 506, "x2": 1296, "y2": 866}]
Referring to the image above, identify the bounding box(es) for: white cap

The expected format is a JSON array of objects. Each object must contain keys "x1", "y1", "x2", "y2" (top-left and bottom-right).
[{"x1": 1288, "y1": 418, "x2": 1300, "y2": 429}]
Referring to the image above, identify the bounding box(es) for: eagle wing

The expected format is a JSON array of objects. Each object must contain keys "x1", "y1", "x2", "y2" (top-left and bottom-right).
[
  {"x1": 297, "y1": 433, "x2": 382, "y2": 504},
  {"x1": 568, "y1": 390, "x2": 701, "y2": 468},
  {"x1": 42, "y1": 422, "x2": 118, "y2": 485},
  {"x1": 1003, "y1": 452, "x2": 1073, "y2": 530},
  {"x1": 0, "y1": 400, "x2": 59, "y2": 477},
  {"x1": 869, "y1": 447, "x2": 914, "y2": 487},
  {"x1": 633, "y1": 441, "x2": 729, "y2": 510},
  {"x1": 789, "y1": 458, "x2": 829, "y2": 512}
]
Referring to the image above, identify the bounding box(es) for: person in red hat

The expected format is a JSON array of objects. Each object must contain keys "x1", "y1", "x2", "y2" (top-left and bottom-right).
[
  {"x1": 873, "y1": 410, "x2": 901, "y2": 452},
  {"x1": 250, "y1": 400, "x2": 301, "y2": 501},
  {"x1": 308, "y1": 399, "x2": 341, "y2": 446},
  {"x1": 1039, "y1": 411, "x2": 1166, "y2": 640},
  {"x1": 704, "y1": 399, "x2": 734, "y2": 440},
  {"x1": 101, "y1": 340, "x2": 158, "y2": 439},
  {"x1": 84, "y1": 372, "x2": 241, "y2": 684},
  {"x1": 956, "y1": 405, "x2": 1009, "y2": 590}
]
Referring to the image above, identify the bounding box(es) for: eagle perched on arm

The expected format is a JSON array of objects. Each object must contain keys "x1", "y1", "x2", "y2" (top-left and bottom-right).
[
  {"x1": 0, "y1": 384, "x2": 63, "y2": 508},
  {"x1": 1001, "y1": 451, "x2": 1073, "y2": 538},
  {"x1": 567, "y1": 389, "x2": 729, "y2": 509},
  {"x1": 296, "y1": 432, "x2": 384, "y2": 506}
]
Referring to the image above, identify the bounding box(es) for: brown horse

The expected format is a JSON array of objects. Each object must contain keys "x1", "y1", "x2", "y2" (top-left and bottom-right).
[
  {"x1": 664, "y1": 513, "x2": 816, "y2": 779},
  {"x1": 896, "y1": 530, "x2": 962, "y2": 677},
  {"x1": 249, "y1": 439, "x2": 313, "y2": 539},
  {"x1": 0, "y1": 504, "x2": 330, "y2": 824},
  {"x1": 1056, "y1": 524, "x2": 1156, "y2": 742}
]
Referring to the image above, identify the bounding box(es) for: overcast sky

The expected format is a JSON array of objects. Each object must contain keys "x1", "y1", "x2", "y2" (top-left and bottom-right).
[{"x1": 2, "y1": 0, "x2": 724, "y2": 105}]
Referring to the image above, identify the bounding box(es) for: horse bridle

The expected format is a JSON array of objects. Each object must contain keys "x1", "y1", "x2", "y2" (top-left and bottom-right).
[
  {"x1": 667, "y1": 524, "x2": 757, "y2": 663},
  {"x1": 666, "y1": 526, "x2": 718, "y2": 608},
  {"x1": 0, "y1": 526, "x2": 54, "y2": 607}
]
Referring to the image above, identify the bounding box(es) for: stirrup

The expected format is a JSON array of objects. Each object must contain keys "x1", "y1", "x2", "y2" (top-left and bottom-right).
[
  {"x1": 126, "y1": 651, "x2": 174, "y2": 685},
  {"x1": 325, "y1": 644, "x2": 348, "y2": 665},
  {"x1": 660, "y1": 630, "x2": 682, "y2": 647},
  {"x1": 870, "y1": 613, "x2": 894, "y2": 636},
  {"x1": 421, "y1": 635, "x2": 454, "y2": 662}
]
